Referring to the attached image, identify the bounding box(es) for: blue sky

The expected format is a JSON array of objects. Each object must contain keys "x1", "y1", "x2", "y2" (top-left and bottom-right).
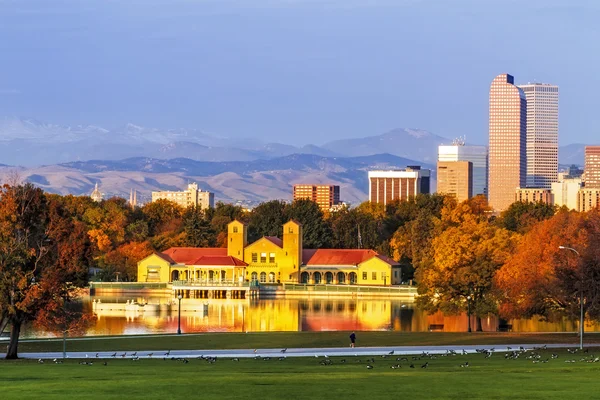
[{"x1": 0, "y1": 0, "x2": 597, "y2": 146}]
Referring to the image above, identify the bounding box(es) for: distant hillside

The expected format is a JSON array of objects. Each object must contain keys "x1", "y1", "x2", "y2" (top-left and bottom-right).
[
  {"x1": 322, "y1": 128, "x2": 451, "y2": 163},
  {"x1": 0, "y1": 154, "x2": 434, "y2": 206},
  {"x1": 0, "y1": 117, "x2": 447, "y2": 166},
  {"x1": 559, "y1": 144, "x2": 585, "y2": 166}
]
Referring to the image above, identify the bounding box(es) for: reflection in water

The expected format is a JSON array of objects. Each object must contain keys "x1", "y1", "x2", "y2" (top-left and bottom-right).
[{"x1": 19, "y1": 296, "x2": 600, "y2": 338}]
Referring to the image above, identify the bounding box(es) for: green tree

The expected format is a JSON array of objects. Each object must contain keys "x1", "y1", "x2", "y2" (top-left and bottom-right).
[
  {"x1": 248, "y1": 200, "x2": 287, "y2": 242},
  {"x1": 497, "y1": 201, "x2": 556, "y2": 234},
  {"x1": 286, "y1": 199, "x2": 332, "y2": 248},
  {"x1": 183, "y1": 206, "x2": 216, "y2": 247}
]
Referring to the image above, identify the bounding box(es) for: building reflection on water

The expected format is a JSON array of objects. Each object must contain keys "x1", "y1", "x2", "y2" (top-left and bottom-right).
[{"x1": 20, "y1": 296, "x2": 600, "y2": 338}]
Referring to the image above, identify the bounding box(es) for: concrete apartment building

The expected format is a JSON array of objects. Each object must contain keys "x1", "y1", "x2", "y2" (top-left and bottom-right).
[
  {"x1": 578, "y1": 146, "x2": 600, "y2": 212},
  {"x1": 518, "y1": 83, "x2": 559, "y2": 189},
  {"x1": 488, "y1": 73, "x2": 527, "y2": 211},
  {"x1": 368, "y1": 167, "x2": 431, "y2": 205},
  {"x1": 293, "y1": 184, "x2": 340, "y2": 212},
  {"x1": 437, "y1": 161, "x2": 473, "y2": 203},
  {"x1": 152, "y1": 183, "x2": 215, "y2": 209}
]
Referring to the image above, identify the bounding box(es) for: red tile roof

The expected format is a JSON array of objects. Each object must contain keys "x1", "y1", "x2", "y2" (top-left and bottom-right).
[
  {"x1": 153, "y1": 252, "x2": 176, "y2": 264},
  {"x1": 162, "y1": 247, "x2": 227, "y2": 264},
  {"x1": 303, "y1": 249, "x2": 377, "y2": 266},
  {"x1": 302, "y1": 249, "x2": 399, "y2": 266},
  {"x1": 191, "y1": 255, "x2": 247, "y2": 267},
  {"x1": 375, "y1": 254, "x2": 400, "y2": 266},
  {"x1": 264, "y1": 236, "x2": 283, "y2": 247}
]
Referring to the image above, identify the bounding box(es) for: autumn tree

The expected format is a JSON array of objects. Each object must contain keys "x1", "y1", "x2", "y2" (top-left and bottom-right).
[
  {"x1": 103, "y1": 241, "x2": 154, "y2": 281},
  {"x1": 0, "y1": 184, "x2": 91, "y2": 359},
  {"x1": 416, "y1": 218, "x2": 517, "y2": 331},
  {"x1": 495, "y1": 210, "x2": 600, "y2": 328}
]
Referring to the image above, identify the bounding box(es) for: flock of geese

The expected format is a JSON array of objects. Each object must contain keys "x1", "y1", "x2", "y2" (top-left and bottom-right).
[{"x1": 35, "y1": 345, "x2": 600, "y2": 370}]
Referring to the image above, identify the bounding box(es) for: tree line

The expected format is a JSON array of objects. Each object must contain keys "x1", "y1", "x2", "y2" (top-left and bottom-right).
[{"x1": 1, "y1": 181, "x2": 599, "y2": 358}]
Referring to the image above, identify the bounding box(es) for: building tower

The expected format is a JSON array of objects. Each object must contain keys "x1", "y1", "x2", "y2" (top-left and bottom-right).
[
  {"x1": 292, "y1": 184, "x2": 340, "y2": 212},
  {"x1": 368, "y1": 167, "x2": 431, "y2": 205},
  {"x1": 577, "y1": 146, "x2": 600, "y2": 212},
  {"x1": 282, "y1": 220, "x2": 302, "y2": 283},
  {"x1": 488, "y1": 74, "x2": 527, "y2": 211},
  {"x1": 90, "y1": 183, "x2": 103, "y2": 202},
  {"x1": 437, "y1": 161, "x2": 473, "y2": 203},
  {"x1": 227, "y1": 220, "x2": 247, "y2": 260},
  {"x1": 517, "y1": 83, "x2": 559, "y2": 188},
  {"x1": 438, "y1": 138, "x2": 488, "y2": 197}
]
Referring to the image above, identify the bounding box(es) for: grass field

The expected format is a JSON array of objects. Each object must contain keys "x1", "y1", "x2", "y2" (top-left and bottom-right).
[
  {"x1": 2, "y1": 349, "x2": 600, "y2": 399},
  {"x1": 12, "y1": 331, "x2": 600, "y2": 353}
]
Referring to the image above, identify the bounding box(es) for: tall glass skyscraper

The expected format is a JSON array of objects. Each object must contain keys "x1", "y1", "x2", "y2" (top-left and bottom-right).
[
  {"x1": 517, "y1": 83, "x2": 559, "y2": 189},
  {"x1": 488, "y1": 74, "x2": 527, "y2": 211},
  {"x1": 438, "y1": 142, "x2": 488, "y2": 197}
]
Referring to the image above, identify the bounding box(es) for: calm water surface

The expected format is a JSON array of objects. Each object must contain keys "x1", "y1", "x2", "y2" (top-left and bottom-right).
[{"x1": 20, "y1": 295, "x2": 600, "y2": 338}]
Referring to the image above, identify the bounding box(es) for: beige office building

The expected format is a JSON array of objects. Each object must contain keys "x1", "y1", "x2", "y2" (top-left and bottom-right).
[
  {"x1": 368, "y1": 167, "x2": 431, "y2": 205},
  {"x1": 514, "y1": 188, "x2": 553, "y2": 205},
  {"x1": 518, "y1": 83, "x2": 559, "y2": 189},
  {"x1": 552, "y1": 178, "x2": 582, "y2": 210},
  {"x1": 152, "y1": 183, "x2": 214, "y2": 209},
  {"x1": 488, "y1": 73, "x2": 527, "y2": 211},
  {"x1": 437, "y1": 161, "x2": 472, "y2": 203}
]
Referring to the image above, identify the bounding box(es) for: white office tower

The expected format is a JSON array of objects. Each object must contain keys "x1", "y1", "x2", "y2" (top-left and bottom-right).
[
  {"x1": 438, "y1": 139, "x2": 488, "y2": 197},
  {"x1": 517, "y1": 83, "x2": 559, "y2": 188}
]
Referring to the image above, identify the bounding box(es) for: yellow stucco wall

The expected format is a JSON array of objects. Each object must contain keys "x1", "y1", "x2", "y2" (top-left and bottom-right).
[
  {"x1": 137, "y1": 254, "x2": 172, "y2": 283},
  {"x1": 243, "y1": 238, "x2": 290, "y2": 283},
  {"x1": 227, "y1": 220, "x2": 247, "y2": 259},
  {"x1": 356, "y1": 257, "x2": 393, "y2": 286}
]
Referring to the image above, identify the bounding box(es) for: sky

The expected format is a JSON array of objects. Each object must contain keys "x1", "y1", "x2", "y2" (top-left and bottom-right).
[{"x1": 0, "y1": 0, "x2": 598, "y2": 146}]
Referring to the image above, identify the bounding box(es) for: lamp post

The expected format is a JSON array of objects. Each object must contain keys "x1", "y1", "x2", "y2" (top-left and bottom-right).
[
  {"x1": 558, "y1": 245, "x2": 583, "y2": 350},
  {"x1": 467, "y1": 295, "x2": 472, "y2": 333},
  {"x1": 177, "y1": 294, "x2": 183, "y2": 335}
]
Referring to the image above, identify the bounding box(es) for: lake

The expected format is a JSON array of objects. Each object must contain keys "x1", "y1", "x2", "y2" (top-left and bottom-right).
[{"x1": 19, "y1": 295, "x2": 600, "y2": 338}]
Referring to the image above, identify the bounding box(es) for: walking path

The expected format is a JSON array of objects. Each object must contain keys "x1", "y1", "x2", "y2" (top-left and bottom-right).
[{"x1": 2, "y1": 343, "x2": 573, "y2": 360}]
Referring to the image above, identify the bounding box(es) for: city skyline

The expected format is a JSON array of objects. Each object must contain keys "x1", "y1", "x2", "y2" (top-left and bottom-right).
[{"x1": 1, "y1": 1, "x2": 598, "y2": 146}]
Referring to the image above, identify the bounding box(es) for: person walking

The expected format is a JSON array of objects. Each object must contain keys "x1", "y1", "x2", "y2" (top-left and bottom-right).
[{"x1": 349, "y1": 331, "x2": 356, "y2": 348}]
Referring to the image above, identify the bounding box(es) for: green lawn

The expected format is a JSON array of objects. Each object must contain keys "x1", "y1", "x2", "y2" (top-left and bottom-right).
[
  {"x1": 13, "y1": 331, "x2": 600, "y2": 353},
  {"x1": 2, "y1": 349, "x2": 600, "y2": 399}
]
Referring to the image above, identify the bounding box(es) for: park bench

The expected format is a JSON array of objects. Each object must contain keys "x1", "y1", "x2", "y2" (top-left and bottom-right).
[
  {"x1": 428, "y1": 324, "x2": 444, "y2": 332},
  {"x1": 498, "y1": 324, "x2": 513, "y2": 332}
]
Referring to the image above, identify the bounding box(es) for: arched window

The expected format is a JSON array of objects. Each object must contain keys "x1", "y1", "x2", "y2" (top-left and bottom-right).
[
  {"x1": 300, "y1": 272, "x2": 309, "y2": 284},
  {"x1": 251, "y1": 272, "x2": 258, "y2": 282},
  {"x1": 325, "y1": 272, "x2": 333, "y2": 284},
  {"x1": 348, "y1": 272, "x2": 357, "y2": 284},
  {"x1": 269, "y1": 272, "x2": 275, "y2": 283},
  {"x1": 337, "y1": 272, "x2": 345, "y2": 284},
  {"x1": 171, "y1": 270, "x2": 179, "y2": 282},
  {"x1": 314, "y1": 272, "x2": 322, "y2": 284},
  {"x1": 260, "y1": 272, "x2": 267, "y2": 283}
]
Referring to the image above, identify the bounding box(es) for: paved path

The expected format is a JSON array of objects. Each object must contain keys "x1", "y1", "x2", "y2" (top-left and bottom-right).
[{"x1": 1, "y1": 343, "x2": 575, "y2": 360}]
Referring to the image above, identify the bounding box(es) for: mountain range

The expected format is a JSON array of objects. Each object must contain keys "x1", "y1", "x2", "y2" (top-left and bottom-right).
[
  {"x1": 0, "y1": 153, "x2": 432, "y2": 206},
  {"x1": 0, "y1": 117, "x2": 587, "y2": 205}
]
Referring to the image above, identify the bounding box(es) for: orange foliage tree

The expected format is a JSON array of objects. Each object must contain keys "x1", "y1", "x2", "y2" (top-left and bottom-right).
[
  {"x1": 495, "y1": 210, "x2": 600, "y2": 322},
  {"x1": 0, "y1": 185, "x2": 92, "y2": 359}
]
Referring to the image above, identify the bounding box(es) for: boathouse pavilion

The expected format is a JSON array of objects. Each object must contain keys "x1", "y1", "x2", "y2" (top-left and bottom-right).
[{"x1": 137, "y1": 220, "x2": 401, "y2": 286}]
